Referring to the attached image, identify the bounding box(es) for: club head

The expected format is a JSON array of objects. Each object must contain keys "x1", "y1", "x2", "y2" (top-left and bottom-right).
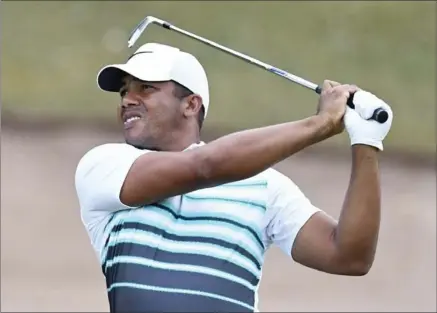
[{"x1": 127, "y1": 16, "x2": 167, "y2": 48}]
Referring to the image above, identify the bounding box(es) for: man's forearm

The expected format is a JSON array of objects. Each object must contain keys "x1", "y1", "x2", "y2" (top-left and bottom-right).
[
  {"x1": 195, "y1": 115, "x2": 333, "y2": 184},
  {"x1": 333, "y1": 145, "x2": 381, "y2": 272}
]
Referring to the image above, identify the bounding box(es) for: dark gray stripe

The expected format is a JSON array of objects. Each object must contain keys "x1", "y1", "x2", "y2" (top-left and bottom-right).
[
  {"x1": 105, "y1": 261, "x2": 254, "y2": 306},
  {"x1": 107, "y1": 284, "x2": 253, "y2": 312},
  {"x1": 103, "y1": 210, "x2": 124, "y2": 233}
]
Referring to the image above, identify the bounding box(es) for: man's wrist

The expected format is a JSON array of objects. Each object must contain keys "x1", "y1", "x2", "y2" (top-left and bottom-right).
[
  {"x1": 350, "y1": 137, "x2": 383, "y2": 151},
  {"x1": 351, "y1": 144, "x2": 380, "y2": 157},
  {"x1": 309, "y1": 114, "x2": 336, "y2": 140}
]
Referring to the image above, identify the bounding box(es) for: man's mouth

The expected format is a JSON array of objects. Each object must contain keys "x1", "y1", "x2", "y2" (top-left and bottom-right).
[{"x1": 123, "y1": 114, "x2": 142, "y2": 127}]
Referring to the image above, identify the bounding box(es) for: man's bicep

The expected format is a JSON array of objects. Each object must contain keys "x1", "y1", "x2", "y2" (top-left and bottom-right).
[
  {"x1": 290, "y1": 210, "x2": 339, "y2": 270},
  {"x1": 266, "y1": 176, "x2": 346, "y2": 274},
  {"x1": 266, "y1": 171, "x2": 340, "y2": 273},
  {"x1": 271, "y1": 180, "x2": 337, "y2": 273}
]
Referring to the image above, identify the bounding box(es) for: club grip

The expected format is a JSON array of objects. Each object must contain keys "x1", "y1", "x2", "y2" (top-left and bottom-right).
[
  {"x1": 347, "y1": 93, "x2": 388, "y2": 124},
  {"x1": 315, "y1": 86, "x2": 388, "y2": 124}
]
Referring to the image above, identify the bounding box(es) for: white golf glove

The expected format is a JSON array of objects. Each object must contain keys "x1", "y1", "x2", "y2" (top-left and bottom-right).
[{"x1": 344, "y1": 90, "x2": 393, "y2": 151}]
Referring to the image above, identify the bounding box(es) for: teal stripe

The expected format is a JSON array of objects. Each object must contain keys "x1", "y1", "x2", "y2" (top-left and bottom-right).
[
  {"x1": 219, "y1": 181, "x2": 267, "y2": 188},
  {"x1": 183, "y1": 194, "x2": 266, "y2": 212},
  {"x1": 108, "y1": 282, "x2": 254, "y2": 311},
  {"x1": 106, "y1": 256, "x2": 256, "y2": 291},
  {"x1": 101, "y1": 208, "x2": 263, "y2": 263}
]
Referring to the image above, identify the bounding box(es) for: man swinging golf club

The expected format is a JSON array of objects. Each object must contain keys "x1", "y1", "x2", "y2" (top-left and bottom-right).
[{"x1": 75, "y1": 42, "x2": 393, "y2": 312}]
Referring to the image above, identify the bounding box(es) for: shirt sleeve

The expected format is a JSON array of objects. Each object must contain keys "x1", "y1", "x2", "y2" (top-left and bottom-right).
[
  {"x1": 264, "y1": 168, "x2": 322, "y2": 257},
  {"x1": 74, "y1": 143, "x2": 150, "y2": 253}
]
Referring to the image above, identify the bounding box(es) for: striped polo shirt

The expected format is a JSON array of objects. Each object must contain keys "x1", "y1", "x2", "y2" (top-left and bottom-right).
[{"x1": 75, "y1": 142, "x2": 320, "y2": 312}]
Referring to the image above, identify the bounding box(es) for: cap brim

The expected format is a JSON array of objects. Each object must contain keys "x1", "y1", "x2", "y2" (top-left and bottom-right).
[{"x1": 96, "y1": 63, "x2": 171, "y2": 92}]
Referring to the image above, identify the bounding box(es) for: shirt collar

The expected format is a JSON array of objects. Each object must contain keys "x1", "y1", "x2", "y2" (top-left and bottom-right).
[{"x1": 184, "y1": 141, "x2": 205, "y2": 151}]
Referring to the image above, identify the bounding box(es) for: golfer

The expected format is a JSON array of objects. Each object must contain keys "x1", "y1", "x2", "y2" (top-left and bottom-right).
[{"x1": 75, "y1": 43, "x2": 393, "y2": 312}]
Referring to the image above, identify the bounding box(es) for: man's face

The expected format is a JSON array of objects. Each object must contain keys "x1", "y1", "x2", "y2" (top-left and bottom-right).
[{"x1": 118, "y1": 75, "x2": 183, "y2": 150}]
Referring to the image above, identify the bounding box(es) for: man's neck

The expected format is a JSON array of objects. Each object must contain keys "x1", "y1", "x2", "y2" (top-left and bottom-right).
[{"x1": 159, "y1": 130, "x2": 201, "y2": 152}]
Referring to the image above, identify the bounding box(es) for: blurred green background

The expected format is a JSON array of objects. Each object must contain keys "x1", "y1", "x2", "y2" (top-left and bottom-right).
[{"x1": 2, "y1": 1, "x2": 436, "y2": 155}]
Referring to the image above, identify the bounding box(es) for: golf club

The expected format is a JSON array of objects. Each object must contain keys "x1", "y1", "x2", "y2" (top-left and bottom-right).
[{"x1": 127, "y1": 16, "x2": 388, "y2": 123}]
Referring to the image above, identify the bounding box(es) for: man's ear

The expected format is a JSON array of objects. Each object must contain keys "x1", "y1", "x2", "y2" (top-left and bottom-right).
[{"x1": 183, "y1": 94, "x2": 203, "y2": 118}]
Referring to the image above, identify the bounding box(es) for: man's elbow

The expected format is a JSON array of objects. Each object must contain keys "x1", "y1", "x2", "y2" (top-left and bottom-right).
[
  {"x1": 331, "y1": 249, "x2": 375, "y2": 276},
  {"x1": 330, "y1": 230, "x2": 376, "y2": 276},
  {"x1": 338, "y1": 257, "x2": 374, "y2": 276},
  {"x1": 347, "y1": 260, "x2": 373, "y2": 276}
]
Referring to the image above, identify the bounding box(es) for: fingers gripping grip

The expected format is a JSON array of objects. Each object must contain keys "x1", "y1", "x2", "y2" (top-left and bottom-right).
[{"x1": 315, "y1": 86, "x2": 388, "y2": 124}]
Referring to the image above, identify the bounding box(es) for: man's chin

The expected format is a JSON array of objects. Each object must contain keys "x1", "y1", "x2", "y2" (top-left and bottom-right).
[
  {"x1": 125, "y1": 137, "x2": 144, "y2": 149},
  {"x1": 124, "y1": 137, "x2": 160, "y2": 151}
]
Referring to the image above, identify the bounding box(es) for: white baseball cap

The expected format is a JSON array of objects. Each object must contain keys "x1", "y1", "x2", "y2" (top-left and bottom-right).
[{"x1": 97, "y1": 43, "x2": 210, "y2": 117}]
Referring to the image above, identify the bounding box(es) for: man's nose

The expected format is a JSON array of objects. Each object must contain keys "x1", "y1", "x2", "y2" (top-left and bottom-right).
[{"x1": 121, "y1": 92, "x2": 140, "y2": 108}]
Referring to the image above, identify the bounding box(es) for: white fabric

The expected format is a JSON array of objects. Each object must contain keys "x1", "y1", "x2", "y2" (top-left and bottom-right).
[
  {"x1": 344, "y1": 90, "x2": 393, "y2": 151},
  {"x1": 263, "y1": 168, "x2": 321, "y2": 256},
  {"x1": 75, "y1": 142, "x2": 321, "y2": 258},
  {"x1": 97, "y1": 43, "x2": 210, "y2": 117},
  {"x1": 74, "y1": 143, "x2": 150, "y2": 254}
]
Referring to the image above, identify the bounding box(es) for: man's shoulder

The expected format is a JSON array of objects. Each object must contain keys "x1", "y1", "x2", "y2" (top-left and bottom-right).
[
  {"x1": 259, "y1": 167, "x2": 294, "y2": 185},
  {"x1": 81, "y1": 142, "x2": 139, "y2": 158},
  {"x1": 75, "y1": 143, "x2": 149, "y2": 179},
  {"x1": 78, "y1": 143, "x2": 147, "y2": 165},
  {"x1": 258, "y1": 167, "x2": 306, "y2": 200}
]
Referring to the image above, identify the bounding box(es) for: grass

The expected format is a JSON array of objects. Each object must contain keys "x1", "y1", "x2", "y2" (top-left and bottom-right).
[{"x1": 1, "y1": 1, "x2": 435, "y2": 154}]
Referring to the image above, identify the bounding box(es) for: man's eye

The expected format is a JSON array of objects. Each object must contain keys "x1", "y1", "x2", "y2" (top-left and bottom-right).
[
  {"x1": 142, "y1": 84, "x2": 154, "y2": 91},
  {"x1": 120, "y1": 90, "x2": 127, "y2": 97}
]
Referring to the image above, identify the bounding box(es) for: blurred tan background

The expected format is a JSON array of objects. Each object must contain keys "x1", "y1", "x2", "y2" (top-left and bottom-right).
[{"x1": 1, "y1": 1, "x2": 436, "y2": 312}]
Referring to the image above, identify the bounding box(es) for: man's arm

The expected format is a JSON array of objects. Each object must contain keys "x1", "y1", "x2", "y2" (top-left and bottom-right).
[
  {"x1": 121, "y1": 81, "x2": 358, "y2": 207},
  {"x1": 121, "y1": 115, "x2": 332, "y2": 206},
  {"x1": 290, "y1": 90, "x2": 393, "y2": 276},
  {"x1": 291, "y1": 145, "x2": 380, "y2": 276}
]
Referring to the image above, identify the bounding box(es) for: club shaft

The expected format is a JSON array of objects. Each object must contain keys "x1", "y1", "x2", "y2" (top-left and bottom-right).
[
  {"x1": 127, "y1": 16, "x2": 388, "y2": 123},
  {"x1": 160, "y1": 22, "x2": 319, "y2": 92}
]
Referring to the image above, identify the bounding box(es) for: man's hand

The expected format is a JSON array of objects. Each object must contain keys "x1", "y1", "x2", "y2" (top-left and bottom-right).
[
  {"x1": 344, "y1": 90, "x2": 393, "y2": 151},
  {"x1": 316, "y1": 80, "x2": 359, "y2": 137}
]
